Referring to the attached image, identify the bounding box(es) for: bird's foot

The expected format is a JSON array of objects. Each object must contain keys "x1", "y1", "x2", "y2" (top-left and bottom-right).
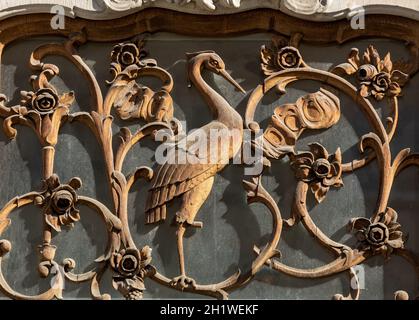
[
  {"x1": 190, "y1": 221, "x2": 203, "y2": 228},
  {"x1": 170, "y1": 275, "x2": 197, "y2": 290},
  {"x1": 175, "y1": 214, "x2": 203, "y2": 228}
]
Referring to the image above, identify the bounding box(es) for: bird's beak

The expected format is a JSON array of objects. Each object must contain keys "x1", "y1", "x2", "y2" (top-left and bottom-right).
[{"x1": 219, "y1": 69, "x2": 246, "y2": 94}]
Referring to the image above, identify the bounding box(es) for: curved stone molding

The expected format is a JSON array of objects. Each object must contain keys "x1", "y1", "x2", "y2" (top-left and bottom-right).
[
  {"x1": 281, "y1": 0, "x2": 328, "y2": 15},
  {"x1": 280, "y1": 0, "x2": 419, "y2": 21},
  {"x1": 0, "y1": 0, "x2": 278, "y2": 20},
  {"x1": 1, "y1": 0, "x2": 419, "y2": 21}
]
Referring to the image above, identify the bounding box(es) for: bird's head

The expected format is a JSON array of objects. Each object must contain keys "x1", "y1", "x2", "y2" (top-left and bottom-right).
[
  {"x1": 186, "y1": 50, "x2": 246, "y2": 94},
  {"x1": 203, "y1": 52, "x2": 226, "y2": 74}
]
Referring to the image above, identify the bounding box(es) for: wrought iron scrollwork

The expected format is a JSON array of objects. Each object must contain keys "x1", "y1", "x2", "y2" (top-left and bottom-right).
[{"x1": 0, "y1": 29, "x2": 418, "y2": 301}]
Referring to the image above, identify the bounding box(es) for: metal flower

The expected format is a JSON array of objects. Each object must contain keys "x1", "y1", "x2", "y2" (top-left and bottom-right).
[
  {"x1": 350, "y1": 207, "x2": 406, "y2": 258},
  {"x1": 290, "y1": 143, "x2": 343, "y2": 203},
  {"x1": 111, "y1": 246, "x2": 152, "y2": 300},
  {"x1": 336, "y1": 45, "x2": 409, "y2": 100},
  {"x1": 22, "y1": 86, "x2": 74, "y2": 115},
  {"x1": 276, "y1": 47, "x2": 303, "y2": 69},
  {"x1": 28, "y1": 88, "x2": 59, "y2": 114},
  {"x1": 111, "y1": 42, "x2": 145, "y2": 69},
  {"x1": 35, "y1": 174, "x2": 82, "y2": 232},
  {"x1": 108, "y1": 39, "x2": 158, "y2": 85},
  {"x1": 110, "y1": 40, "x2": 158, "y2": 71},
  {"x1": 260, "y1": 36, "x2": 306, "y2": 76},
  {"x1": 0, "y1": 67, "x2": 75, "y2": 145}
]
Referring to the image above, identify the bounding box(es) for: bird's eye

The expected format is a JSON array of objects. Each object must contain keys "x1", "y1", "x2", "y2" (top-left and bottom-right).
[{"x1": 211, "y1": 60, "x2": 219, "y2": 66}]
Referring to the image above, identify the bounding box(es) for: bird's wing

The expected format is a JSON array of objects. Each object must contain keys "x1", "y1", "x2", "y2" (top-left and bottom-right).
[{"x1": 145, "y1": 122, "x2": 229, "y2": 223}]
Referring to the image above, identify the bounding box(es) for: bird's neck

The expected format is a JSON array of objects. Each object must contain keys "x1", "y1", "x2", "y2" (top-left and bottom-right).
[{"x1": 189, "y1": 58, "x2": 242, "y2": 129}]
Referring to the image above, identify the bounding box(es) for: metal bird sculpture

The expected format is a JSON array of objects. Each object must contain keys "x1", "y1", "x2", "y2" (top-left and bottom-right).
[{"x1": 145, "y1": 51, "x2": 245, "y2": 288}]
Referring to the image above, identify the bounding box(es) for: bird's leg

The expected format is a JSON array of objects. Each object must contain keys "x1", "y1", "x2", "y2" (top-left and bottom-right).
[
  {"x1": 171, "y1": 177, "x2": 214, "y2": 290},
  {"x1": 171, "y1": 221, "x2": 197, "y2": 290},
  {"x1": 176, "y1": 222, "x2": 187, "y2": 277}
]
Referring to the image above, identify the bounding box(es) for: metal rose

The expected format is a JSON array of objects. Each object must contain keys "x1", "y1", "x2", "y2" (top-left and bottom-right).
[
  {"x1": 111, "y1": 246, "x2": 152, "y2": 300},
  {"x1": 30, "y1": 88, "x2": 59, "y2": 114},
  {"x1": 111, "y1": 247, "x2": 141, "y2": 278},
  {"x1": 336, "y1": 45, "x2": 409, "y2": 100},
  {"x1": 290, "y1": 143, "x2": 343, "y2": 203},
  {"x1": 21, "y1": 87, "x2": 74, "y2": 116},
  {"x1": 35, "y1": 174, "x2": 82, "y2": 232},
  {"x1": 108, "y1": 40, "x2": 158, "y2": 84},
  {"x1": 277, "y1": 47, "x2": 302, "y2": 69},
  {"x1": 0, "y1": 67, "x2": 77, "y2": 146},
  {"x1": 359, "y1": 69, "x2": 404, "y2": 100},
  {"x1": 350, "y1": 207, "x2": 405, "y2": 258},
  {"x1": 260, "y1": 36, "x2": 306, "y2": 75},
  {"x1": 111, "y1": 42, "x2": 145, "y2": 68}
]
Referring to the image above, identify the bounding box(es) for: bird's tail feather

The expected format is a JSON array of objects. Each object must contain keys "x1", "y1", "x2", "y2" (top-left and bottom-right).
[{"x1": 145, "y1": 204, "x2": 167, "y2": 224}]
